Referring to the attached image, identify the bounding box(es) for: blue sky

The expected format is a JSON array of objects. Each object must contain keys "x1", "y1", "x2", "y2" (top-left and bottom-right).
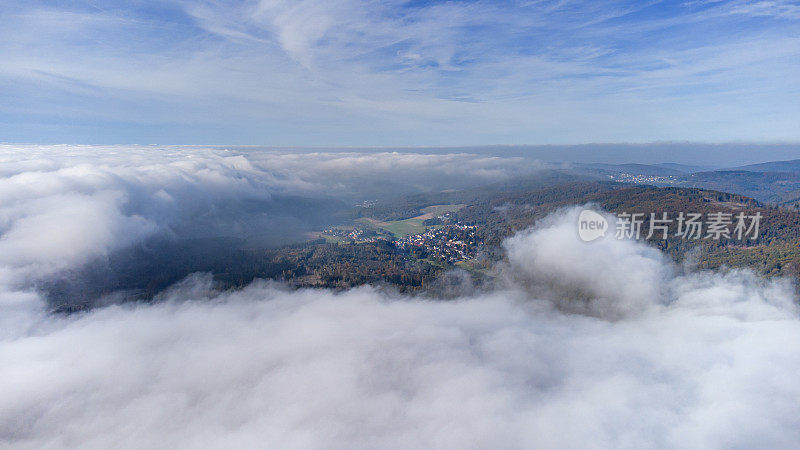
[{"x1": 0, "y1": 0, "x2": 798, "y2": 145}]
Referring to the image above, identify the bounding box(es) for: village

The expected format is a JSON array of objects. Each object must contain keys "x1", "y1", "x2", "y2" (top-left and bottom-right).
[
  {"x1": 320, "y1": 226, "x2": 383, "y2": 243},
  {"x1": 393, "y1": 223, "x2": 479, "y2": 264},
  {"x1": 610, "y1": 172, "x2": 680, "y2": 185},
  {"x1": 322, "y1": 217, "x2": 480, "y2": 264}
]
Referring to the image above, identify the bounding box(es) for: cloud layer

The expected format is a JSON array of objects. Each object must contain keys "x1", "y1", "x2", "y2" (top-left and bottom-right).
[
  {"x1": 2, "y1": 199, "x2": 800, "y2": 448},
  {"x1": 0, "y1": 144, "x2": 548, "y2": 312}
]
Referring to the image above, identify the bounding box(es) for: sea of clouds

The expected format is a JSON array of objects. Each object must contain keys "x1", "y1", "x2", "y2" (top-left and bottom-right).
[
  {"x1": 0, "y1": 144, "x2": 544, "y2": 307},
  {"x1": 1, "y1": 145, "x2": 800, "y2": 449}
]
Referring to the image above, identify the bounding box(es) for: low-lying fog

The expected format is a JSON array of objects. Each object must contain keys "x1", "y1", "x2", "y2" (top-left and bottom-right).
[{"x1": 2, "y1": 145, "x2": 799, "y2": 448}]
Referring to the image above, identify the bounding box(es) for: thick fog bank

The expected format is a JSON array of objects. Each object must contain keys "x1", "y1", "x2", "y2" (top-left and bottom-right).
[
  {"x1": 2, "y1": 207, "x2": 799, "y2": 449},
  {"x1": 0, "y1": 145, "x2": 546, "y2": 308}
]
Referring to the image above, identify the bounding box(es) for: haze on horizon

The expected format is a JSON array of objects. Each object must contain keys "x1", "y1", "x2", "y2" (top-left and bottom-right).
[{"x1": 1, "y1": 0, "x2": 799, "y2": 146}]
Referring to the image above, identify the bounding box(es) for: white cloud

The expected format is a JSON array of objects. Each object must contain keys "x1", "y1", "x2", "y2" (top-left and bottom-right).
[
  {"x1": 0, "y1": 144, "x2": 540, "y2": 289},
  {"x1": 1, "y1": 147, "x2": 799, "y2": 448},
  {"x1": 505, "y1": 208, "x2": 672, "y2": 318},
  {"x1": 727, "y1": 0, "x2": 800, "y2": 19},
  {"x1": 1, "y1": 206, "x2": 800, "y2": 448}
]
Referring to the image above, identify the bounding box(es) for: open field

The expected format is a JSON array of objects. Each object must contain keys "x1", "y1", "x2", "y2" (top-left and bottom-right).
[
  {"x1": 357, "y1": 204, "x2": 465, "y2": 237},
  {"x1": 307, "y1": 231, "x2": 352, "y2": 244},
  {"x1": 417, "y1": 204, "x2": 466, "y2": 219},
  {"x1": 357, "y1": 217, "x2": 425, "y2": 237},
  {"x1": 381, "y1": 218, "x2": 426, "y2": 237}
]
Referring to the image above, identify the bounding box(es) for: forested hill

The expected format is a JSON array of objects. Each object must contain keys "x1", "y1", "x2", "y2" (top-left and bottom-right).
[
  {"x1": 448, "y1": 182, "x2": 800, "y2": 277},
  {"x1": 47, "y1": 179, "x2": 800, "y2": 312},
  {"x1": 357, "y1": 178, "x2": 800, "y2": 278}
]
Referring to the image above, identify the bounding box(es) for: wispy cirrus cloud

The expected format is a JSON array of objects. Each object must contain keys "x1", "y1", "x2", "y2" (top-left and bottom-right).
[{"x1": 0, "y1": 0, "x2": 798, "y2": 144}]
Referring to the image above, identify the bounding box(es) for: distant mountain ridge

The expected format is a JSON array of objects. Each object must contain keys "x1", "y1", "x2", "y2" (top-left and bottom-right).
[
  {"x1": 577, "y1": 163, "x2": 684, "y2": 176},
  {"x1": 569, "y1": 161, "x2": 800, "y2": 204},
  {"x1": 655, "y1": 163, "x2": 717, "y2": 173},
  {"x1": 730, "y1": 159, "x2": 800, "y2": 173}
]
